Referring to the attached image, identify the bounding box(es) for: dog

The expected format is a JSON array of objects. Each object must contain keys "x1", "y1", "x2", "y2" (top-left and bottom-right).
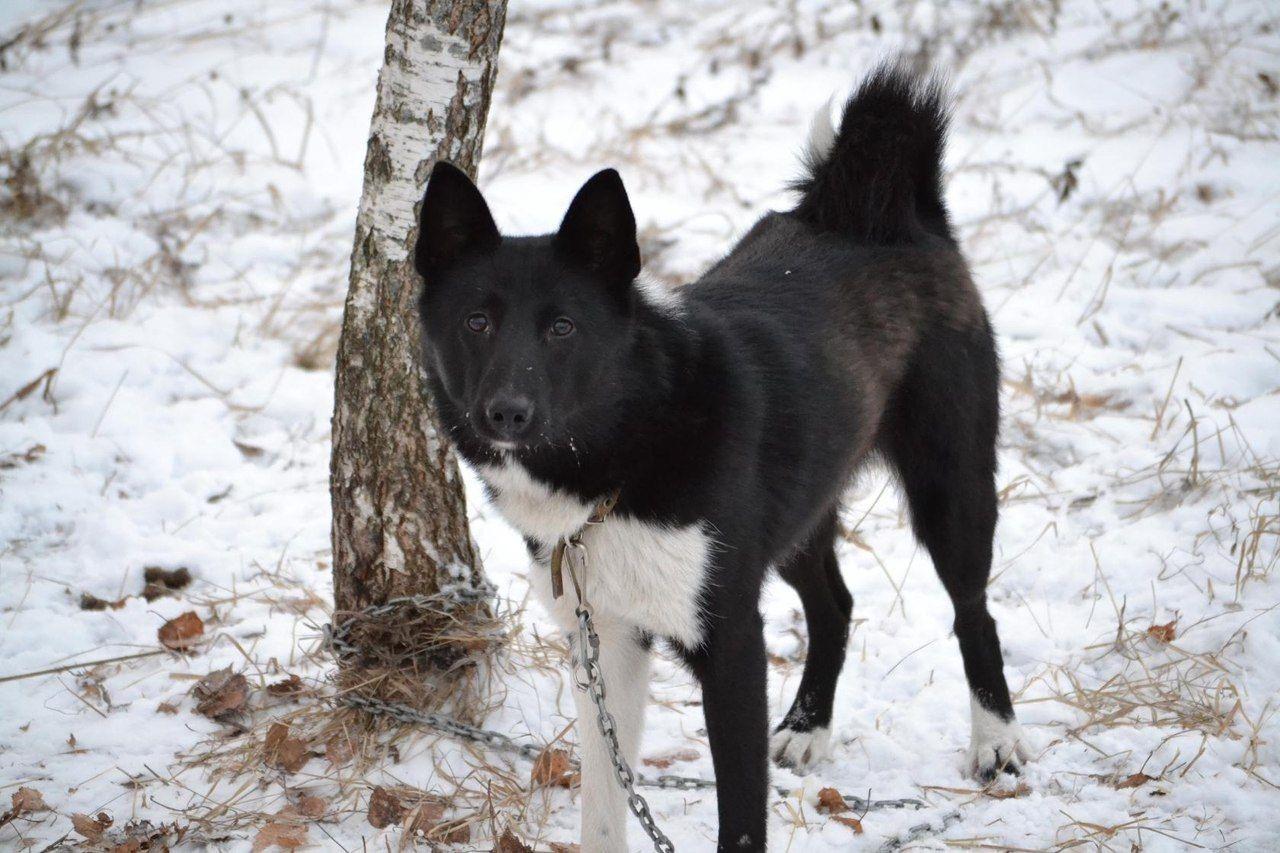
[{"x1": 413, "y1": 63, "x2": 1028, "y2": 852}]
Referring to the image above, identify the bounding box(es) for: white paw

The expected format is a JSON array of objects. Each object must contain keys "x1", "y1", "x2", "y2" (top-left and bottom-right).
[
  {"x1": 771, "y1": 726, "x2": 831, "y2": 774},
  {"x1": 967, "y1": 697, "x2": 1031, "y2": 782}
]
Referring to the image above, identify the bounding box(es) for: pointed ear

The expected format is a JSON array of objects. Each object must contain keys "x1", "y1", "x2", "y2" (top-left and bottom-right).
[
  {"x1": 553, "y1": 169, "x2": 641, "y2": 283},
  {"x1": 415, "y1": 161, "x2": 500, "y2": 276}
]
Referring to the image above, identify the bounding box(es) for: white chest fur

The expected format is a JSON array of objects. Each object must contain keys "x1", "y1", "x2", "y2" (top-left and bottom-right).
[{"x1": 476, "y1": 460, "x2": 711, "y2": 648}]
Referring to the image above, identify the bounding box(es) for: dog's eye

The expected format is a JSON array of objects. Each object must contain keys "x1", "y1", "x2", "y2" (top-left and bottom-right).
[
  {"x1": 465, "y1": 312, "x2": 489, "y2": 333},
  {"x1": 551, "y1": 317, "x2": 575, "y2": 337}
]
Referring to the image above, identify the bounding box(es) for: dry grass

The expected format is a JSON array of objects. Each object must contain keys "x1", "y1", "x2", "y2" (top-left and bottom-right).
[{"x1": 3, "y1": 0, "x2": 1278, "y2": 849}]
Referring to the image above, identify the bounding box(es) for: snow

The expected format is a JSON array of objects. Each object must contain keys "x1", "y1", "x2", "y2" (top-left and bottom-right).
[{"x1": 2, "y1": 0, "x2": 1278, "y2": 850}]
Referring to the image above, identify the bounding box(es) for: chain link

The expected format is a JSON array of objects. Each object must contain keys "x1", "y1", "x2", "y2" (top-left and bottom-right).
[
  {"x1": 324, "y1": 585, "x2": 495, "y2": 662},
  {"x1": 325, "y1": 558, "x2": 927, "y2": 851},
  {"x1": 570, "y1": 599, "x2": 676, "y2": 853}
]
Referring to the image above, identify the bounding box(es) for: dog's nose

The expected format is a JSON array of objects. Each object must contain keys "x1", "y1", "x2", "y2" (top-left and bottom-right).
[{"x1": 485, "y1": 395, "x2": 535, "y2": 439}]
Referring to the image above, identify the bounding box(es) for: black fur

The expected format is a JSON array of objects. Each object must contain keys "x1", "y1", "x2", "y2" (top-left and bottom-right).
[{"x1": 415, "y1": 63, "x2": 1018, "y2": 851}]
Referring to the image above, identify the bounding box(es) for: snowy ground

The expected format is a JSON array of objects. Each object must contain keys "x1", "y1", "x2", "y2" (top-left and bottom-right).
[{"x1": 2, "y1": 0, "x2": 1279, "y2": 850}]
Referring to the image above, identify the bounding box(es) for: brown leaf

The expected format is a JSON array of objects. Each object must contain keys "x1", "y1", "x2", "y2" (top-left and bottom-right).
[
  {"x1": 265, "y1": 723, "x2": 309, "y2": 773},
  {"x1": 80, "y1": 592, "x2": 127, "y2": 611},
  {"x1": 367, "y1": 786, "x2": 406, "y2": 829},
  {"x1": 495, "y1": 828, "x2": 533, "y2": 852},
  {"x1": 404, "y1": 799, "x2": 446, "y2": 836},
  {"x1": 642, "y1": 748, "x2": 699, "y2": 769},
  {"x1": 1114, "y1": 772, "x2": 1155, "y2": 789},
  {"x1": 11, "y1": 787, "x2": 47, "y2": 814},
  {"x1": 0, "y1": 442, "x2": 45, "y2": 470},
  {"x1": 816, "y1": 787, "x2": 847, "y2": 815},
  {"x1": 432, "y1": 820, "x2": 470, "y2": 844},
  {"x1": 158, "y1": 611, "x2": 204, "y2": 650},
  {"x1": 549, "y1": 844, "x2": 581, "y2": 853},
  {"x1": 986, "y1": 782, "x2": 1032, "y2": 799},
  {"x1": 234, "y1": 440, "x2": 266, "y2": 459},
  {"x1": 832, "y1": 814, "x2": 864, "y2": 833},
  {"x1": 325, "y1": 736, "x2": 353, "y2": 767},
  {"x1": 0, "y1": 368, "x2": 56, "y2": 415},
  {"x1": 267, "y1": 674, "x2": 304, "y2": 696},
  {"x1": 252, "y1": 820, "x2": 307, "y2": 851},
  {"x1": 1147, "y1": 621, "x2": 1177, "y2": 643},
  {"x1": 71, "y1": 812, "x2": 112, "y2": 841},
  {"x1": 193, "y1": 667, "x2": 249, "y2": 718},
  {"x1": 157, "y1": 701, "x2": 180, "y2": 715},
  {"x1": 142, "y1": 567, "x2": 192, "y2": 602},
  {"x1": 531, "y1": 748, "x2": 577, "y2": 788},
  {"x1": 297, "y1": 796, "x2": 327, "y2": 819}
]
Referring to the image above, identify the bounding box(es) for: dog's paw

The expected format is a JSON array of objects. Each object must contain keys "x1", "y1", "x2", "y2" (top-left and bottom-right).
[
  {"x1": 966, "y1": 709, "x2": 1031, "y2": 782},
  {"x1": 967, "y1": 696, "x2": 1029, "y2": 778},
  {"x1": 770, "y1": 725, "x2": 831, "y2": 774}
]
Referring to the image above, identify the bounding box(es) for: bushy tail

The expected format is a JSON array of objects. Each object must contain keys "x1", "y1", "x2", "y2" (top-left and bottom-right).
[{"x1": 792, "y1": 62, "x2": 953, "y2": 245}]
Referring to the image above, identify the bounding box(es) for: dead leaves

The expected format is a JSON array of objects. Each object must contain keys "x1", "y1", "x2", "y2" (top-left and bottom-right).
[
  {"x1": 71, "y1": 811, "x2": 113, "y2": 842},
  {"x1": 80, "y1": 591, "x2": 129, "y2": 611},
  {"x1": 642, "y1": 748, "x2": 699, "y2": 769},
  {"x1": 264, "y1": 723, "x2": 310, "y2": 773},
  {"x1": 4, "y1": 799, "x2": 180, "y2": 850},
  {"x1": 142, "y1": 566, "x2": 192, "y2": 601},
  {"x1": 324, "y1": 735, "x2": 354, "y2": 768},
  {"x1": 267, "y1": 674, "x2": 305, "y2": 696},
  {"x1": 365, "y1": 786, "x2": 462, "y2": 841},
  {"x1": 158, "y1": 610, "x2": 204, "y2": 650},
  {"x1": 296, "y1": 795, "x2": 328, "y2": 820},
  {"x1": 815, "y1": 787, "x2": 846, "y2": 814},
  {"x1": 985, "y1": 782, "x2": 1033, "y2": 800},
  {"x1": 816, "y1": 788, "x2": 864, "y2": 834},
  {"x1": 496, "y1": 828, "x2": 533, "y2": 852},
  {"x1": 1147, "y1": 620, "x2": 1177, "y2": 644},
  {"x1": 367, "y1": 786, "x2": 406, "y2": 829},
  {"x1": 193, "y1": 666, "x2": 249, "y2": 719},
  {"x1": 251, "y1": 798, "x2": 328, "y2": 851},
  {"x1": 0, "y1": 442, "x2": 45, "y2": 469},
  {"x1": 252, "y1": 818, "x2": 308, "y2": 851},
  {"x1": 10, "y1": 787, "x2": 47, "y2": 814},
  {"x1": 0, "y1": 367, "x2": 56, "y2": 415},
  {"x1": 1, "y1": 786, "x2": 49, "y2": 831},
  {"x1": 831, "y1": 814, "x2": 865, "y2": 833},
  {"x1": 1093, "y1": 771, "x2": 1157, "y2": 791},
  {"x1": 80, "y1": 566, "x2": 192, "y2": 611},
  {"x1": 531, "y1": 747, "x2": 578, "y2": 788}
]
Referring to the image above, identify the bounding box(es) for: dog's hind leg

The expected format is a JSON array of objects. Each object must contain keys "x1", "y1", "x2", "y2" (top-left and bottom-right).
[
  {"x1": 880, "y1": 321, "x2": 1030, "y2": 782},
  {"x1": 572, "y1": 620, "x2": 650, "y2": 852},
  {"x1": 772, "y1": 509, "x2": 851, "y2": 773}
]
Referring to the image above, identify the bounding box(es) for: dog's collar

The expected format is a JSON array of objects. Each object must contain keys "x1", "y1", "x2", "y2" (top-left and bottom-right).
[{"x1": 549, "y1": 488, "x2": 621, "y2": 600}]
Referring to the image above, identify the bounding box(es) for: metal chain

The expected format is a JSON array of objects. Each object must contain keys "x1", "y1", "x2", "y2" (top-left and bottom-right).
[
  {"x1": 336, "y1": 691, "x2": 714, "y2": 791},
  {"x1": 325, "y1": 568, "x2": 928, "y2": 851},
  {"x1": 324, "y1": 586, "x2": 495, "y2": 661},
  {"x1": 325, "y1": 587, "x2": 711, "y2": 797},
  {"x1": 338, "y1": 693, "x2": 546, "y2": 763},
  {"x1": 570, "y1": 599, "x2": 676, "y2": 853}
]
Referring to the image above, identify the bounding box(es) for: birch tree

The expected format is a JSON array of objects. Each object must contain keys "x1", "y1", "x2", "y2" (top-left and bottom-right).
[{"x1": 330, "y1": 0, "x2": 507, "y2": 694}]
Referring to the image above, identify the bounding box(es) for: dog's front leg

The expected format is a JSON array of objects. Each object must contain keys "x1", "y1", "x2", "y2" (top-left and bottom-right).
[
  {"x1": 572, "y1": 619, "x2": 651, "y2": 853},
  {"x1": 689, "y1": 611, "x2": 769, "y2": 851}
]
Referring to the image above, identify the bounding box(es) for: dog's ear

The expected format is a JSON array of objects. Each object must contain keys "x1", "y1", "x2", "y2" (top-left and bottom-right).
[
  {"x1": 554, "y1": 169, "x2": 641, "y2": 284},
  {"x1": 415, "y1": 161, "x2": 500, "y2": 277}
]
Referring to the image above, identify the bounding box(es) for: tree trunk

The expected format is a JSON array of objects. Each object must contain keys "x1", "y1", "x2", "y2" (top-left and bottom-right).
[{"x1": 330, "y1": 0, "x2": 507, "y2": 701}]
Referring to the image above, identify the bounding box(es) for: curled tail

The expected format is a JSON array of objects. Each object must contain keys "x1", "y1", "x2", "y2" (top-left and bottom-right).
[{"x1": 793, "y1": 62, "x2": 953, "y2": 245}]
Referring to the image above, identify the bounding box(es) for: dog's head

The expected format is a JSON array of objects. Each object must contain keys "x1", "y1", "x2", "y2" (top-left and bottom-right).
[{"x1": 414, "y1": 162, "x2": 646, "y2": 456}]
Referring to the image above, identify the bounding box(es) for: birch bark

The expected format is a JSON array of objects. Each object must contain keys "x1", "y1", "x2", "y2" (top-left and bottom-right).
[{"x1": 330, "y1": 0, "x2": 506, "y2": 680}]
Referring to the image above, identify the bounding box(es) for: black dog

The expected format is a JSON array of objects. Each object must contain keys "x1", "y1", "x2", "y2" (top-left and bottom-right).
[{"x1": 414, "y1": 63, "x2": 1027, "y2": 852}]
